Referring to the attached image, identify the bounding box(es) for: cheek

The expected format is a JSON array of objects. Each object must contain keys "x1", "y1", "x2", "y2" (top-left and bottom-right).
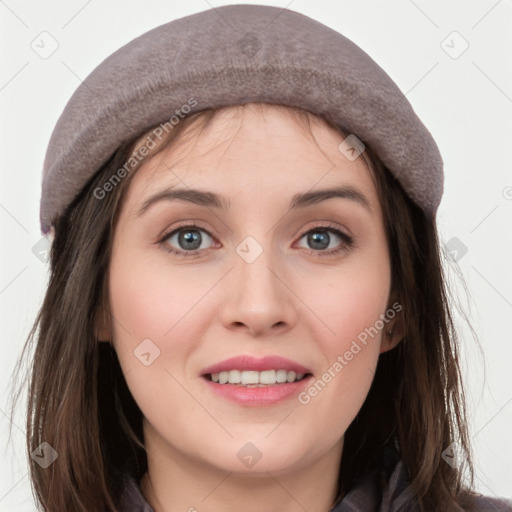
[
  {"x1": 295, "y1": 258, "x2": 390, "y2": 434},
  {"x1": 311, "y1": 262, "x2": 391, "y2": 352},
  {"x1": 107, "y1": 247, "x2": 217, "y2": 399},
  {"x1": 107, "y1": 250, "x2": 209, "y2": 426},
  {"x1": 109, "y1": 248, "x2": 207, "y2": 343}
]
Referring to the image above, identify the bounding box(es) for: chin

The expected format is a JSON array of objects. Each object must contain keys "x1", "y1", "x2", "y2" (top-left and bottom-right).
[{"x1": 205, "y1": 439, "x2": 311, "y2": 475}]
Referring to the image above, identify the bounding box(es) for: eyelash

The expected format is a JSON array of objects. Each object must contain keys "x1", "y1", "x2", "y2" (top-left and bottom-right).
[{"x1": 156, "y1": 221, "x2": 354, "y2": 258}]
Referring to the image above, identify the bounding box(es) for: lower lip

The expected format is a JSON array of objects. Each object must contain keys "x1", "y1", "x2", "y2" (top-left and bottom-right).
[{"x1": 202, "y1": 375, "x2": 313, "y2": 406}]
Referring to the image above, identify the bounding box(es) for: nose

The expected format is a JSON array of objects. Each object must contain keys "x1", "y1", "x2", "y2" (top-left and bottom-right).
[{"x1": 220, "y1": 241, "x2": 298, "y2": 337}]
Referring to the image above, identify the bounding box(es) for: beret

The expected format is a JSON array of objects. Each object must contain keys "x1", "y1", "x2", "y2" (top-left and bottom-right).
[{"x1": 40, "y1": 3, "x2": 443, "y2": 234}]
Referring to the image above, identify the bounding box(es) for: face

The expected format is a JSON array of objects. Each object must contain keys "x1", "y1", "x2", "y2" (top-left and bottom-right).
[{"x1": 105, "y1": 104, "x2": 401, "y2": 478}]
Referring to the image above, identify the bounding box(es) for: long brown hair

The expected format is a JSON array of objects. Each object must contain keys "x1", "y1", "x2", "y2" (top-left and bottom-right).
[{"x1": 9, "y1": 103, "x2": 479, "y2": 511}]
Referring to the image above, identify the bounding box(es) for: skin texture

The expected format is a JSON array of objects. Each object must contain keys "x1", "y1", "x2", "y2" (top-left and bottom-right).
[{"x1": 103, "y1": 104, "x2": 403, "y2": 512}]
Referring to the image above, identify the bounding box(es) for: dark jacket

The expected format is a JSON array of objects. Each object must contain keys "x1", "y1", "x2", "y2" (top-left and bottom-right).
[{"x1": 114, "y1": 445, "x2": 512, "y2": 511}]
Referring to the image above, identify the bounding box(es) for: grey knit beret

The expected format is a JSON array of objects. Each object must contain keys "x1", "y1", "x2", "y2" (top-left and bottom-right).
[{"x1": 39, "y1": 3, "x2": 443, "y2": 234}]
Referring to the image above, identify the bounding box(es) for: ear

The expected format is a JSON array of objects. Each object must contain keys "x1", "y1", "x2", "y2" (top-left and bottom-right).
[
  {"x1": 379, "y1": 297, "x2": 404, "y2": 354},
  {"x1": 94, "y1": 305, "x2": 112, "y2": 343}
]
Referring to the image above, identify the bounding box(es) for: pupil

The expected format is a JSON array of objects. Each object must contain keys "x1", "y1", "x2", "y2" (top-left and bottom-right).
[
  {"x1": 309, "y1": 231, "x2": 329, "y2": 250},
  {"x1": 180, "y1": 230, "x2": 201, "y2": 250}
]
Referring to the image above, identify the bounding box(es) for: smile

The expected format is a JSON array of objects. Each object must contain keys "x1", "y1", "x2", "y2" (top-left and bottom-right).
[{"x1": 206, "y1": 369, "x2": 310, "y2": 386}]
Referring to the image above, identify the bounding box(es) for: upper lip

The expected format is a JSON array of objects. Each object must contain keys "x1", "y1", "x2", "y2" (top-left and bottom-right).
[{"x1": 200, "y1": 355, "x2": 312, "y2": 376}]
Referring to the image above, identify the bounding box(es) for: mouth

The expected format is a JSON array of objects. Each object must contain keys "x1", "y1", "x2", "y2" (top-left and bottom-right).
[
  {"x1": 203, "y1": 369, "x2": 313, "y2": 387},
  {"x1": 199, "y1": 355, "x2": 313, "y2": 404}
]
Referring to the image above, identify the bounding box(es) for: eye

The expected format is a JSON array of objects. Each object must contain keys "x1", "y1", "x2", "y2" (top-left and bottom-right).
[
  {"x1": 157, "y1": 222, "x2": 354, "y2": 258},
  {"x1": 158, "y1": 222, "x2": 216, "y2": 257},
  {"x1": 295, "y1": 223, "x2": 354, "y2": 256}
]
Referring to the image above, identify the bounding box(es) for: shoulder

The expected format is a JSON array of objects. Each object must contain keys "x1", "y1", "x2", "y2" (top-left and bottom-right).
[
  {"x1": 328, "y1": 445, "x2": 512, "y2": 512},
  {"x1": 461, "y1": 493, "x2": 512, "y2": 511}
]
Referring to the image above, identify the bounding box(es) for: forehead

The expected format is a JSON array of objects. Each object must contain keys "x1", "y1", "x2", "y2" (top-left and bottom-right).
[{"x1": 122, "y1": 104, "x2": 379, "y2": 212}]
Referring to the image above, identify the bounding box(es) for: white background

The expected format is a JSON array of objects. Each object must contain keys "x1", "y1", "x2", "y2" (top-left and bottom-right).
[{"x1": 1, "y1": 0, "x2": 511, "y2": 509}]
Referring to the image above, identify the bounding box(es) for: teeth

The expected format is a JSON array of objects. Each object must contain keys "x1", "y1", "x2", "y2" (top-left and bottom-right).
[
  {"x1": 259, "y1": 370, "x2": 276, "y2": 384},
  {"x1": 287, "y1": 370, "x2": 296, "y2": 383},
  {"x1": 210, "y1": 370, "x2": 306, "y2": 385},
  {"x1": 276, "y1": 369, "x2": 287, "y2": 383}
]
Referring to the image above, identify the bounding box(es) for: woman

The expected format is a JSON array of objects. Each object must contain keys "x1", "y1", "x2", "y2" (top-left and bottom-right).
[{"x1": 10, "y1": 4, "x2": 512, "y2": 511}]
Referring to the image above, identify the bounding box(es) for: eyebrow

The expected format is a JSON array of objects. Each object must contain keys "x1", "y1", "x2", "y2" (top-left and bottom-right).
[{"x1": 137, "y1": 185, "x2": 371, "y2": 216}]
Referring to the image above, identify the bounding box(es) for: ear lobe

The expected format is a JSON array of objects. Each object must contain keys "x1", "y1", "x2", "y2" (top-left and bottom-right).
[
  {"x1": 379, "y1": 301, "x2": 405, "y2": 354},
  {"x1": 94, "y1": 306, "x2": 112, "y2": 342}
]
